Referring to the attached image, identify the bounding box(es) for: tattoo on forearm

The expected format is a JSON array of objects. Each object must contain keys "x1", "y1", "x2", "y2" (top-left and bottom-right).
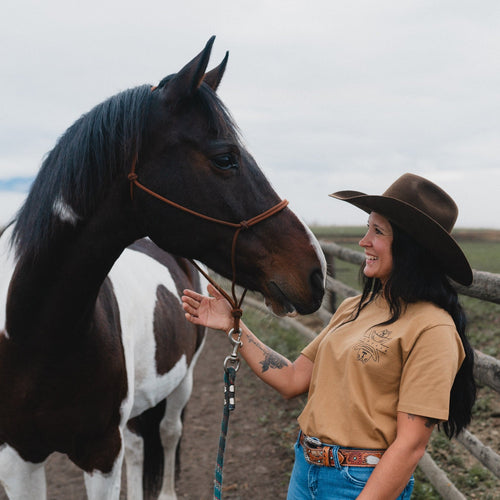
[
  {"x1": 247, "y1": 336, "x2": 289, "y2": 372},
  {"x1": 261, "y1": 352, "x2": 289, "y2": 372}
]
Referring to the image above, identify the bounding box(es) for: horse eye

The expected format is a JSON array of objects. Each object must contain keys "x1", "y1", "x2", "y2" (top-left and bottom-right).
[{"x1": 212, "y1": 154, "x2": 238, "y2": 170}]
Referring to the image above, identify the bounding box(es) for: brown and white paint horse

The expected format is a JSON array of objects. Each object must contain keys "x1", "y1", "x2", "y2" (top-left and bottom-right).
[{"x1": 0, "y1": 37, "x2": 325, "y2": 499}]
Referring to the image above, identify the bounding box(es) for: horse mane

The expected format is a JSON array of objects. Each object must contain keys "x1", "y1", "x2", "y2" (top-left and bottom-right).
[
  {"x1": 12, "y1": 78, "x2": 242, "y2": 264},
  {"x1": 12, "y1": 85, "x2": 154, "y2": 262}
]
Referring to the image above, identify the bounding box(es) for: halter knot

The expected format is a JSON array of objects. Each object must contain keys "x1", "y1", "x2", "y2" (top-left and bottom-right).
[
  {"x1": 128, "y1": 172, "x2": 138, "y2": 181},
  {"x1": 231, "y1": 308, "x2": 243, "y2": 319},
  {"x1": 239, "y1": 221, "x2": 250, "y2": 230}
]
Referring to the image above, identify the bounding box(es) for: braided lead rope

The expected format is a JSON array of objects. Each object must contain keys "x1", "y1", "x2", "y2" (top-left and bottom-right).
[{"x1": 214, "y1": 366, "x2": 237, "y2": 500}]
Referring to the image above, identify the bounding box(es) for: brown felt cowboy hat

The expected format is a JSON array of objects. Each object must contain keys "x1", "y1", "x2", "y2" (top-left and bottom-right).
[{"x1": 329, "y1": 173, "x2": 473, "y2": 286}]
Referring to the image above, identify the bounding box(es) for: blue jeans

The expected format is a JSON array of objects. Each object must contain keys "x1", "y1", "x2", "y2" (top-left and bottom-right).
[{"x1": 287, "y1": 438, "x2": 414, "y2": 499}]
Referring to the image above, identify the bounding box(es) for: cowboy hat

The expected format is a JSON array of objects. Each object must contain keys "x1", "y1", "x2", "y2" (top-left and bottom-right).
[{"x1": 329, "y1": 173, "x2": 473, "y2": 286}]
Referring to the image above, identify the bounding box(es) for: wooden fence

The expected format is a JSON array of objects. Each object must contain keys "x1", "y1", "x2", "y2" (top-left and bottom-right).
[{"x1": 245, "y1": 240, "x2": 500, "y2": 499}]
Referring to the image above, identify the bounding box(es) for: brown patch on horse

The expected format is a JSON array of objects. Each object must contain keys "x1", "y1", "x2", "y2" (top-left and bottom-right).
[
  {"x1": 153, "y1": 284, "x2": 203, "y2": 374},
  {"x1": 128, "y1": 239, "x2": 205, "y2": 374}
]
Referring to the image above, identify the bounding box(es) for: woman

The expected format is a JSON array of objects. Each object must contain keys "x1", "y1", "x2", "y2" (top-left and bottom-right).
[{"x1": 182, "y1": 173, "x2": 476, "y2": 499}]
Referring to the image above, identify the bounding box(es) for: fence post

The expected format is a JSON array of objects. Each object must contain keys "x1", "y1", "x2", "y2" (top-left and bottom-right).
[{"x1": 324, "y1": 251, "x2": 337, "y2": 312}]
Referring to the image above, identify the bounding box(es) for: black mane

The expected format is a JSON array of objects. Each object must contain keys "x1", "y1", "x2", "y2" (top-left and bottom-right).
[
  {"x1": 12, "y1": 79, "x2": 242, "y2": 264},
  {"x1": 12, "y1": 84, "x2": 154, "y2": 261}
]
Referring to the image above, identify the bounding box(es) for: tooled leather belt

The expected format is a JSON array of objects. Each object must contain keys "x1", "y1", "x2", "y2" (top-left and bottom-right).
[{"x1": 299, "y1": 433, "x2": 384, "y2": 467}]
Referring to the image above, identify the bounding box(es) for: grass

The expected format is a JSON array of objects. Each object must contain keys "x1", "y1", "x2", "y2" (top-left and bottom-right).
[{"x1": 245, "y1": 226, "x2": 500, "y2": 499}]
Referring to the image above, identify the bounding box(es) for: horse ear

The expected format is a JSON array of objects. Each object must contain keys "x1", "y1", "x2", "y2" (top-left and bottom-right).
[
  {"x1": 163, "y1": 36, "x2": 215, "y2": 99},
  {"x1": 203, "y1": 51, "x2": 229, "y2": 91}
]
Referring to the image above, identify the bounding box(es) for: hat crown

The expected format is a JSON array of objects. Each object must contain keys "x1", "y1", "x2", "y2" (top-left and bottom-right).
[{"x1": 383, "y1": 174, "x2": 458, "y2": 233}]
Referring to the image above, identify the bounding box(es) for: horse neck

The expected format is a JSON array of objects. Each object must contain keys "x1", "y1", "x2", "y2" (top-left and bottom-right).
[{"x1": 6, "y1": 190, "x2": 136, "y2": 345}]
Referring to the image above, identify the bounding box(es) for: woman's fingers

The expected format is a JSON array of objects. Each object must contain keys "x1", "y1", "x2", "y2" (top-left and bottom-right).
[
  {"x1": 181, "y1": 291, "x2": 201, "y2": 320},
  {"x1": 182, "y1": 285, "x2": 232, "y2": 330},
  {"x1": 181, "y1": 295, "x2": 199, "y2": 309},
  {"x1": 207, "y1": 283, "x2": 225, "y2": 299},
  {"x1": 184, "y1": 311, "x2": 199, "y2": 324},
  {"x1": 182, "y1": 298, "x2": 201, "y2": 325},
  {"x1": 183, "y1": 288, "x2": 203, "y2": 300}
]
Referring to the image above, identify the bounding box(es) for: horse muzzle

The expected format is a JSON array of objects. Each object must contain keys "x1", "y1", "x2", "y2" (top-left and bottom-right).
[{"x1": 265, "y1": 268, "x2": 325, "y2": 316}]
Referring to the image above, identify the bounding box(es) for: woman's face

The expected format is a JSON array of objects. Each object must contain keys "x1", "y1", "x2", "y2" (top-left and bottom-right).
[{"x1": 359, "y1": 212, "x2": 394, "y2": 283}]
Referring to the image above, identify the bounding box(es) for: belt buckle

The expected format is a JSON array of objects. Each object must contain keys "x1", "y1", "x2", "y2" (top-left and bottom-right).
[
  {"x1": 304, "y1": 435, "x2": 322, "y2": 448},
  {"x1": 302, "y1": 435, "x2": 328, "y2": 466}
]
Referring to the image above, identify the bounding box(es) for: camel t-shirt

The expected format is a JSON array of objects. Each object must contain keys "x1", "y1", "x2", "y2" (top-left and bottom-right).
[{"x1": 298, "y1": 294, "x2": 465, "y2": 449}]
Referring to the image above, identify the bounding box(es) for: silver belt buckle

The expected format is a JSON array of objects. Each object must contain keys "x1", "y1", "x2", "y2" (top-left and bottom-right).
[{"x1": 304, "y1": 435, "x2": 323, "y2": 448}]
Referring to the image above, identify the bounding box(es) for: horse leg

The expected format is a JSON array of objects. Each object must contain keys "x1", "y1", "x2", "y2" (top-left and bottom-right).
[
  {"x1": 0, "y1": 445, "x2": 47, "y2": 500},
  {"x1": 123, "y1": 425, "x2": 144, "y2": 500},
  {"x1": 82, "y1": 429, "x2": 125, "y2": 500},
  {"x1": 83, "y1": 452, "x2": 124, "y2": 500},
  {"x1": 157, "y1": 370, "x2": 196, "y2": 500}
]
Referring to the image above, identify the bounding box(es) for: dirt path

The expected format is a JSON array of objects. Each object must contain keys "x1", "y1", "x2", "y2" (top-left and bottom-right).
[{"x1": 0, "y1": 331, "x2": 300, "y2": 499}]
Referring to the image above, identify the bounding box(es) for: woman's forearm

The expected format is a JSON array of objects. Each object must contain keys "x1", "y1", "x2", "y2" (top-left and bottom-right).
[
  {"x1": 356, "y1": 440, "x2": 423, "y2": 500},
  {"x1": 357, "y1": 412, "x2": 434, "y2": 500},
  {"x1": 236, "y1": 322, "x2": 311, "y2": 399}
]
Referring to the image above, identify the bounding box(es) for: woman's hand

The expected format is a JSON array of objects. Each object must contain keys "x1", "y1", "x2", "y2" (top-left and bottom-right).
[
  {"x1": 184, "y1": 284, "x2": 313, "y2": 398},
  {"x1": 182, "y1": 283, "x2": 233, "y2": 332}
]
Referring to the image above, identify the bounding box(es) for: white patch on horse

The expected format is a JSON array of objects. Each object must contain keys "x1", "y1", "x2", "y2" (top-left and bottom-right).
[
  {"x1": 297, "y1": 214, "x2": 327, "y2": 284},
  {"x1": 0, "y1": 226, "x2": 17, "y2": 339},
  {"x1": 52, "y1": 197, "x2": 80, "y2": 224},
  {"x1": 108, "y1": 248, "x2": 190, "y2": 420},
  {"x1": 0, "y1": 444, "x2": 47, "y2": 499}
]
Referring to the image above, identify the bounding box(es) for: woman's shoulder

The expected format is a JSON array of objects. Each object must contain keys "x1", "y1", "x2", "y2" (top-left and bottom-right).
[
  {"x1": 338, "y1": 294, "x2": 363, "y2": 310},
  {"x1": 406, "y1": 300, "x2": 453, "y2": 322},
  {"x1": 401, "y1": 301, "x2": 457, "y2": 340}
]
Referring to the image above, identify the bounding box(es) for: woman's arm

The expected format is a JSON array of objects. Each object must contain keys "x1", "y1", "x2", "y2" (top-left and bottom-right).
[
  {"x1": 182, "y1": 284, "x2": 313, "y2": 398},
  {"x1": 357, "y1": 412, "x2": 436, "y2": 500}
]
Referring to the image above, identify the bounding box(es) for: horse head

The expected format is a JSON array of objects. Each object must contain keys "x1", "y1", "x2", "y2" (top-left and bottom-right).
[{"x1": 130, "y1": 37, "x2": 325, "y2": 316}]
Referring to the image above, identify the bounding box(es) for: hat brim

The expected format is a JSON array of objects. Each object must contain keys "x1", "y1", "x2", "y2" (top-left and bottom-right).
[{"x1": 329, "y1": 190, "x2": 473, "y2": 286}]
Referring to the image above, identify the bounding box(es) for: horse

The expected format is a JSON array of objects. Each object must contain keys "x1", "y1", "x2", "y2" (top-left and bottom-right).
[{"x1": 0, "y1": 37, "x2": 326, "y2": 500}]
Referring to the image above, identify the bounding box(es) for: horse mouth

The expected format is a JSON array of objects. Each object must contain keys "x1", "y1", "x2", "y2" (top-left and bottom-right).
[{"x1": 265, "y1": 281, "x2": 297, "y2": 316}]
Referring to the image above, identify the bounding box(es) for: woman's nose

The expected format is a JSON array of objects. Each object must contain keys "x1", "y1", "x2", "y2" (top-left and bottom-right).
[{"x1": 359, "y1": 233, "x2": 370, "y2": 248}]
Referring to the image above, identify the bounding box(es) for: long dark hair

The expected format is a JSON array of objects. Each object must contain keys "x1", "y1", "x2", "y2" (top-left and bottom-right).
[{"x1": 353, "y1": 223, "x2": 476, "y2": 438}]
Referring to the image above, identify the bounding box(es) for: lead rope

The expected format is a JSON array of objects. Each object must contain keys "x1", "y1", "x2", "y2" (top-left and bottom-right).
[
  {"x1": 188, "y1": 253, "x2": 247, "y2": 500},
  {"x1": 213, "y1": 329, "x2": 241, "y2": 500}
]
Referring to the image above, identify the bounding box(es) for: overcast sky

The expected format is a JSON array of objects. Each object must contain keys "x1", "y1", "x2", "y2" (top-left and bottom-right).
[{"x1": 1, "y1": 0, "x2": 499, "y2": 228}]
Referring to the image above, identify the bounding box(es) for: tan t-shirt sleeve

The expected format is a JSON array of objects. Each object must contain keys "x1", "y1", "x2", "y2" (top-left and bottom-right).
[{"x1": 398, "y1": 325, "x2": 465, "y2": 420}]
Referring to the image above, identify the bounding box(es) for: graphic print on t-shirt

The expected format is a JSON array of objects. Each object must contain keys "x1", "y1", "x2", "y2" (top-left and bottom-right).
[{"x1": 353, "y1": 328, "x2": 392, "y2": 363}]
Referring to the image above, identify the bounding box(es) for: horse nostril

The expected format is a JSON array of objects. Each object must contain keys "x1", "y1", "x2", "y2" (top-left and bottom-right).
[{"x1": 310, "y1": 269, "x2": 325, "y2": 302}]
